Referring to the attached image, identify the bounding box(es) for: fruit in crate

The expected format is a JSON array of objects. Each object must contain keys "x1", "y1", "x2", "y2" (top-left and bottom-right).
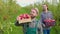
[
  {"x1": 17, "y1": 14, "x2": 31, "y2": 24},
  {"x1": 44, "y1": 19, "x2": 55, "y2": 26},
  {"x1": 44, "y1": 19, "x2": 55, "y2": 23}
]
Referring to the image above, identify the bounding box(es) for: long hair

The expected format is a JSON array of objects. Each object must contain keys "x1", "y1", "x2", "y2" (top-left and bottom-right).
[{"x1": 42, "y1": 4, "x2": 49, "y2": 11}]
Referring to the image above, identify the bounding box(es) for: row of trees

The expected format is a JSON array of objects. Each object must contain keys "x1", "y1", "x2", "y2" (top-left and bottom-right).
[{"x1": 0, "y1": 0, "x2": 23, "y2": 34}]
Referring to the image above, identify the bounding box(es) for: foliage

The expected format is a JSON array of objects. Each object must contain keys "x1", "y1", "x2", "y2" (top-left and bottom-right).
[{"x1": 0, "y1": 0, "x2": 60, "y2": 34}]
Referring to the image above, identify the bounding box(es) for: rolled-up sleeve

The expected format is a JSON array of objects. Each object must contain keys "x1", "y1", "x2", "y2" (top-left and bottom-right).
[{"x1": 37, "y1": 20, "x2": 43, "y2": 34}]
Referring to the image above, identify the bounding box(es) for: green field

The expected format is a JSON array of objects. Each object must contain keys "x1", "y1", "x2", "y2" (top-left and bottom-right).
[{"x1": 0, "y1": 0, "x2": 60, "y2": 34}]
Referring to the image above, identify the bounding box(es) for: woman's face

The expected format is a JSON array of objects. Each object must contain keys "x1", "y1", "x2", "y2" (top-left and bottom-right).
[
  {"x1": 42, "y1": 5, "x2": 48, "y2": 11},
  {"x1": 30, "y1": 9, "x2": 37, "y2": 17}
]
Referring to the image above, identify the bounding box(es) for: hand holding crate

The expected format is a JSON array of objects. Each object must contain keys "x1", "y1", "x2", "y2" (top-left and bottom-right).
[{"x1": 17, "y1": 14, "x2": 32, "y2": 24}]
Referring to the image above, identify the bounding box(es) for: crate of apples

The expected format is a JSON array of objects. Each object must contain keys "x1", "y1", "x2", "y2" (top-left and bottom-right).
[
  {"x1": 17, "y1": 14, "x2": 32, "y2": 24},
  {"x1": 44, "y1": 19, "x2": 55, "y2": 26}
]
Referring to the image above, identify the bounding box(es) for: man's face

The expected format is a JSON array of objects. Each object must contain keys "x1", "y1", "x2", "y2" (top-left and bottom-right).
[{"x1": 30, "y1": 9, "x2": 37, "y2": 17}]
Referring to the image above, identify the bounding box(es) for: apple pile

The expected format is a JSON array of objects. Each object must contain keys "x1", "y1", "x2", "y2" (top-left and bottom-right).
[
  {"x1": 17, "y1": 14, "x2": 31, "y2": 24},
  {"x1": 17, "y1": 14, "x2": 30, "y2": 20},
  {"x1": 44, "y1": 19, "x2": 55, "y2": 26},
  {"x1": 44, "y1": 19, "x2": 55, "y2": 23}
]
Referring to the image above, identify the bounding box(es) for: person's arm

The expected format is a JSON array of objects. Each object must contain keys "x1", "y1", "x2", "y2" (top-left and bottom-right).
[
  {"x1": 15, "y1": 20, "x2": 24, "y2": 26},
  {"x1": 40, "y1": 14, "x2": 46, "y2": 27},
  {"x1": 37, "y1": 20, "x2": 41, "y2": 28},
  {"x1": 37, "y1": 20, "x2": 43, "y2": 34}
]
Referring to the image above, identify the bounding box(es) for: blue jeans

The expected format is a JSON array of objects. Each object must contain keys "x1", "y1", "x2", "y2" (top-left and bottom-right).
[{"x1": 43, "y1": 29, "x2": 50, "y2": 34}]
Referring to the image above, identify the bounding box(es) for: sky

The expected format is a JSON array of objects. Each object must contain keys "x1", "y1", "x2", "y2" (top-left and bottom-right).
[
  {"x1": 16, "y1": 0, "x2": 59, "y2": 7},
  {"x1": 16, "y1": 0, "x2": 40, "y2": 7}
]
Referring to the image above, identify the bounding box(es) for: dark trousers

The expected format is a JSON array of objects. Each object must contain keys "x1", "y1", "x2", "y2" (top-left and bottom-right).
[{"x1": 43, "y1": 29, "x2": 50, "y2": 34}]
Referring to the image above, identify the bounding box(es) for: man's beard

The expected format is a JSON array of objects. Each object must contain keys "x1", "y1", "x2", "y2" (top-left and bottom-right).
[
  {"x1": 30, "y1": 14, "x2": 35, "y2": 19},
  {"x1": 31, "y1": 16, "x2": 35, "y2": 19}
]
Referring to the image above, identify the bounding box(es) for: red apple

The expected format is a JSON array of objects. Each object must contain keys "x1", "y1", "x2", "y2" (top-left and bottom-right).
[
  {"x1": 47, "y1": 18, "x2": 51, "y2": 22},
  {"x1": 44, "y1": 19, "x2": 48, "y2": 22},
  {"x1": 19, "y1": 14, "x2": 25, "y2": 20},
  {"x1": 25, "y1": 14, "x2": 29, "y2": 19},
  {"x1": 20, "y1": 17, "x2": 23, "y2": 20},
  {"x1": 19, "y1": 15, "x2": 23, "y2": 20},
  {"x1": 22, "y1": 14, "x2": 30, "y2": 19},
  {"x1": 17, "y1": 14, "x2": 30, "y2": 20},
  {"x1": 23, "y1": 14, "x2": 25, "y2": 19}
]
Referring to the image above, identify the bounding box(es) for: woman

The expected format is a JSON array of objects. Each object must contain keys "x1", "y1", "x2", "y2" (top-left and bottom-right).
[{"x1": 40, "y1": 4, "x2": 53, "y2": 34}]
